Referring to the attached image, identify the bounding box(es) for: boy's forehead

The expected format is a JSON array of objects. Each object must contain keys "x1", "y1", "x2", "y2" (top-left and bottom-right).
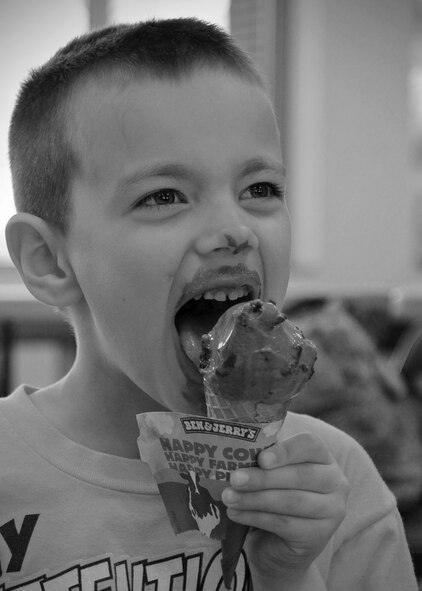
[
  {"x1": 69, "y1": 66, "x2": 274, "y2": 129},
  {"x1": 68, "y1": 68, "x2": 282, "y2": 182}
]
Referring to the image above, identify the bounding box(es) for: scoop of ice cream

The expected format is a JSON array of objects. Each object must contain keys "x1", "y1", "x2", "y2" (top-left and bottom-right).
[{"x1": 199, "y1": 299, "x2": 317, "y2": 405}]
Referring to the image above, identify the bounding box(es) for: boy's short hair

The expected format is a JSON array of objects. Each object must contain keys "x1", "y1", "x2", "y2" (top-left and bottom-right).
[{"x1": 9, "y1": 18, "x2": 262, "y2": 233}]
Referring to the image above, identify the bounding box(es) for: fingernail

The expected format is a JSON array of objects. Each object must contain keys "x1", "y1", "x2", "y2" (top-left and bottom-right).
[
  {"x1": 260, "y1": 451, "x2": 276, "y2": 468},
  {"x1": 231, "y1": 470, "x2": 249, "y2": 487},
  {"x1": 222, "y1": 488, "x2": 240, "y2": 505}
]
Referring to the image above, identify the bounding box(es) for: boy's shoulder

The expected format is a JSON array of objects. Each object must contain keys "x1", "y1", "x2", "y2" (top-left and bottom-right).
[
  {"x1": 284, "y1": 410, "x2": 397, "y2": 507},
  {"x1": 284, "y1": 409, "x2": 360, "y2": 447},
  {"x1": 285, "y1": 411, "x2": 400, "y2": 546},
  {"x1": 0, "y1": 384, "x2": 33, "y2": 421},
  {"x1": 283, "y1": 410, "x2": 380, "y2": 476},
  {"x1": 0, "y1": 386, "x2": 39, "y2": 452}
]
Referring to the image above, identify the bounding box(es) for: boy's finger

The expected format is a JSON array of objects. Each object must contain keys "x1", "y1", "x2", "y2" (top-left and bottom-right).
[
  {"x1": 229, "y1": 461, "x2": 342, "y2": 493},
  {"x1": 258, "y1": 432, "x2": 334, "y2": 469},
  {"x1": 222, "y1": 487, "x2": 337, "y2": 519}
]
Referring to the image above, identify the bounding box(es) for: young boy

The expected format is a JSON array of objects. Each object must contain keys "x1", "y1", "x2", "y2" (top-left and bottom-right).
[{"x1": 1, "y1": 18, "x2": 417, "y2": 590}]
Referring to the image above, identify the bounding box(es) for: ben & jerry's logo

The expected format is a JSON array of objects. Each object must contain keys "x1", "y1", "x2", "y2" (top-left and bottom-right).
[{"x1": 180, "y1": 417, "x2": 260, "y2": 442}]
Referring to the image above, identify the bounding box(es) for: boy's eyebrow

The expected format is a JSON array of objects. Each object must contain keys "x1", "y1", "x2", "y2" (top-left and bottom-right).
[
  {"x1": 116, "y1": 158, "x2": 287, "y2": 195},
  {"x1": 239, "y1": 158, "x2": 287, "y2": 180},
  {"x1": 117, "y1": 163, "x2": 194, "y2": 193}
]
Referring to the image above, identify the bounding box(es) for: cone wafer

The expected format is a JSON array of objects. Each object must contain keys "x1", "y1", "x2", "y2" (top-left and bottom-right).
[
  {"x1": 204, "y1": 383, "x2": 292, "y2": 424},
  {"x1": 199, "y1": 299, "x2": 317, "y2": 588}
]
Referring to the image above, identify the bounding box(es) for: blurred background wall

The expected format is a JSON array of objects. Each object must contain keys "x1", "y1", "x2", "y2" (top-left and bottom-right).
[
  {"x1": 286, "y1": 0, "x2": 413, "y2": 288},
  {"x1": 231, "y1": 0, "x2": 417, "y2": 293}
]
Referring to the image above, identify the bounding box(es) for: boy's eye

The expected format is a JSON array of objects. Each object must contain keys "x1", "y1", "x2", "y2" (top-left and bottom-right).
[
  {"x1": 242, "y1": 182, "x2": 285, "y2": 200},
  {"x1": 136, "y1": 189, "x2": 183, "y2": 208}
]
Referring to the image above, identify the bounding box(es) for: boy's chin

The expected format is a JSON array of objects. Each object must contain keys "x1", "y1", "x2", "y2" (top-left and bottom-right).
[{"x1": 143, "y1": 337, "x2": 206, "y2": 416}]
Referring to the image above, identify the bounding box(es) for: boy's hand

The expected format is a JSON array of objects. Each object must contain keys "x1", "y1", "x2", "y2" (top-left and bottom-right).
[{"x1": 221, "y1": 432, "x2": 350, "y2": 586}]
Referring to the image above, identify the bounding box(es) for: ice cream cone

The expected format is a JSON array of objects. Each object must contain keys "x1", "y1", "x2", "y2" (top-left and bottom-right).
[
  {"x1": 205, "y1": 383, "x2": 291, "y2": 425},
  {"x1": 198, "y1": 299, "x2": 318, "y2": 589},
  {"x1": 205, "y1": 383, "x2": 293, "y2": 590}
]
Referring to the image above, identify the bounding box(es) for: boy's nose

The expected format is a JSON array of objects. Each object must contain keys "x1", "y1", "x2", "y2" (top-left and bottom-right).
[{"x1": 194, "y1": 225, "x2": 259, "y2": 256}]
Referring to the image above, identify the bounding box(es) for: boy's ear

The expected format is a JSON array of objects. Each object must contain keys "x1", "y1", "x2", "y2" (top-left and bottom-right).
[{"x1": 6, "y1": 213, "x2": 83, "y2": 307}]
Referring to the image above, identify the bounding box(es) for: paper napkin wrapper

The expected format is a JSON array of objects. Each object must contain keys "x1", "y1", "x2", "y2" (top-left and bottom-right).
[{"x1": 137, "y1": 412, "x2": 285, "y2": 588}]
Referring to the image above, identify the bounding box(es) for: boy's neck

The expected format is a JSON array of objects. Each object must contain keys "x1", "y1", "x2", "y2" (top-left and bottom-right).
[{"x1": 29, "y1": 366, "x2": 165, "y2": 459}]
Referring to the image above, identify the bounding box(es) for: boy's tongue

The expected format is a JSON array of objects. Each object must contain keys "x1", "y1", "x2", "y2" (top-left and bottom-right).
[{"x1": 178, "y1": 308, "x2": 224, "y2": 368}]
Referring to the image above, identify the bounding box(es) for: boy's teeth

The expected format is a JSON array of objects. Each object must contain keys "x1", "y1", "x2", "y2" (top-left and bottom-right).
[
  {"x1": 214, "y1": 291, "x2": 227, "y2": 302},
  {"x1": 196, "y1": 287, "x2": 248, "y2": 302}
]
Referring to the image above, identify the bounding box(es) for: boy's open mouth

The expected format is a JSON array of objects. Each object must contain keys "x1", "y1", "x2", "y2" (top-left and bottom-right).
[{"x1": 175, "y1": 285, "x2": 256, "y2": 369}]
